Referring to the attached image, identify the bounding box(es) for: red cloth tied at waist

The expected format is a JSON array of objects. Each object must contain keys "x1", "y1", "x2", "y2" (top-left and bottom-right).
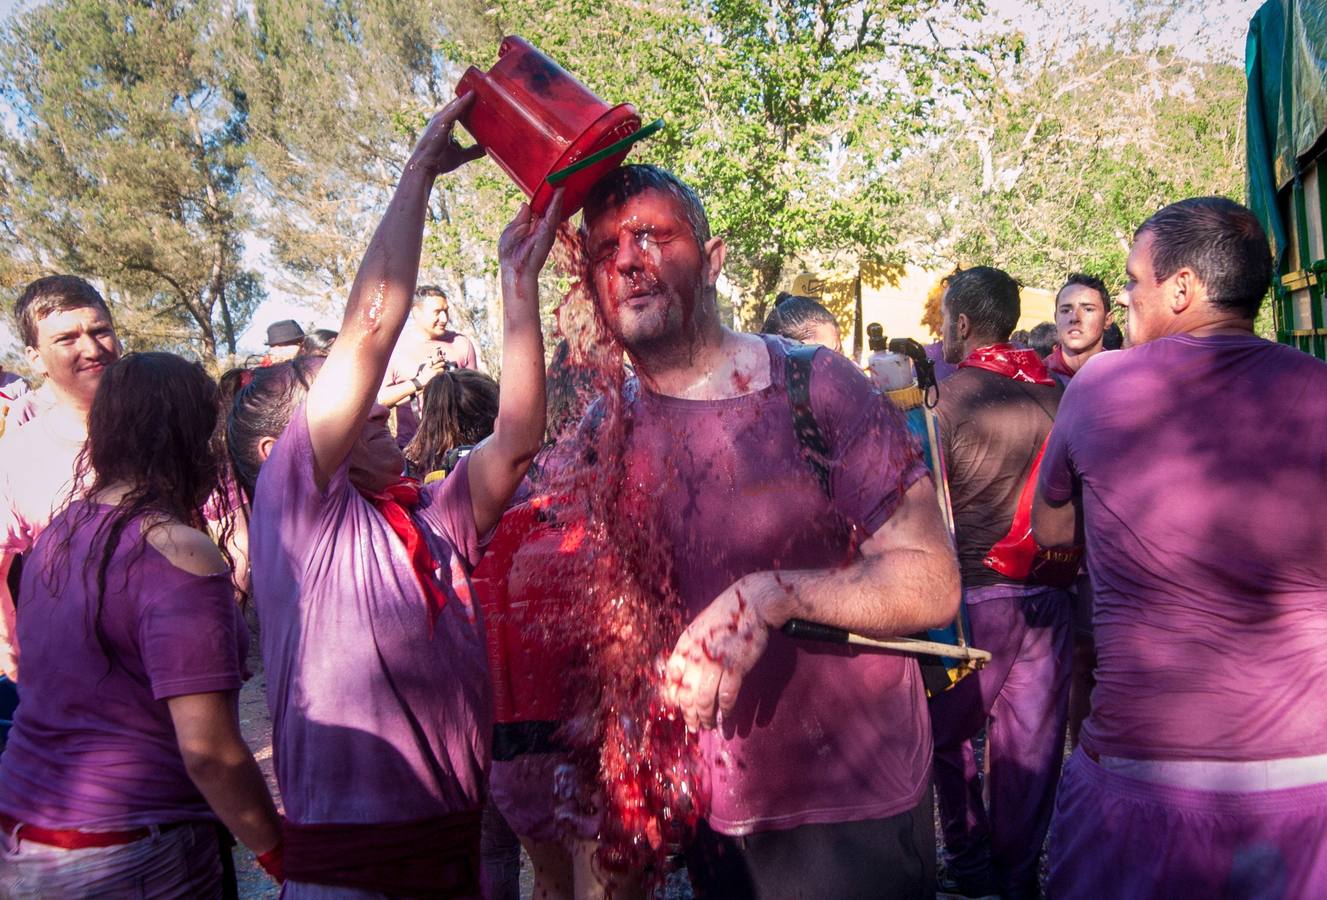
[{"x1": 282, "y1": 810, "x2": 482, "y2": 897}]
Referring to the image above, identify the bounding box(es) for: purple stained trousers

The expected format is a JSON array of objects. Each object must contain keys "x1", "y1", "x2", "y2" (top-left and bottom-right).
[
  {"x1": 1049, "y1": 748, "x2": 1327, "y2": 899},
  {"x1": 928, "y1": 584, "x2": 1072, "y2": 899}
]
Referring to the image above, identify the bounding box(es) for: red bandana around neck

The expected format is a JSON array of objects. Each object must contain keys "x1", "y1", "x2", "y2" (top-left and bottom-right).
[
  {"x1": 959, "y1": 343, "x2": 1056, "y2": 386},
  {"x1": 360, "y1": 478, "x2": 449, "y2": 632},
  {"x1": 1045, "y1": 346, "x2": 1075, "y2": 380}
]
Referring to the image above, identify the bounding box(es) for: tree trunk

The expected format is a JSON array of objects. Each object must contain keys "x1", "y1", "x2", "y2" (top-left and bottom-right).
[
  {"x1": 739, "y1": 259, "x2": 783, "y2": 332},
  {"x1": 212, "y1": 243, "x2": 236, "y2": 359}
]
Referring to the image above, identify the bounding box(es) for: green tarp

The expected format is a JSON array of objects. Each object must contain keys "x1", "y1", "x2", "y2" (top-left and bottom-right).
[{"x1": 1245, "y1": 0, "x2": 1327, "y2": 268}]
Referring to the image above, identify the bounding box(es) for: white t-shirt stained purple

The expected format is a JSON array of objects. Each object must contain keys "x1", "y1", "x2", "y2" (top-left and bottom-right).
[{"x1": 248, "y1": 404, "x2": 490, "y2": 825}]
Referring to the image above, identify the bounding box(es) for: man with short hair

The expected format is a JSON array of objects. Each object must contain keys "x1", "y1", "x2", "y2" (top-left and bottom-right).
[
  {"x1": 0, "y1": 275, "x2": 121, "y2": 679},
  {"x1": 1046, "y1": 272, "x2": 1111, "y2": 383},
  {"x1": 556, "y1": 165, "x2": 960, "y2": 897},
  {"x1": 1035, "y1": 197, "x2": 1327, "y2": 896},
  {"x1": 1045, "y1": 271, "x2": 1113, "y2": 747},
  {"x1": 380, "y1": 285, "x2": 480, "y2": 445},
  {"x1": 928, "y1": 267, "x2": 1070, "y2": 900}
]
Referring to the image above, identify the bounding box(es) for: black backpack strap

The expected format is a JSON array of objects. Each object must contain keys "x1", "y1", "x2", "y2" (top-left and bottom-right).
[{"x1": 784, "y1": 344, "x2": 832, "y2": 498}]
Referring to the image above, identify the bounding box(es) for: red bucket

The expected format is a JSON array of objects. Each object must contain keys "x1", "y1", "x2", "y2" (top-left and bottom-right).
[{"x1": 456, "y1": 36, "x2": 659, "y2": 219}]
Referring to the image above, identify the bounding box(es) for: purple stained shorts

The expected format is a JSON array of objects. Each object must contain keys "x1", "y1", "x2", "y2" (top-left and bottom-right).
[{"x1": 1048, "y1": 748, "x2": 1327, "y2": 900}]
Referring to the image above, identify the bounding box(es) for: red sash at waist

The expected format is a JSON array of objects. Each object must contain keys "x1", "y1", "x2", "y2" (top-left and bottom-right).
[{"x1": 283, "y1": 809, "x2": 481, "y2": 897}]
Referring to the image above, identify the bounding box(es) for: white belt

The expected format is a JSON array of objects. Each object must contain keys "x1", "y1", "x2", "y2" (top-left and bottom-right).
[{"x1": 1097, "y1": 752, "x2": 1327, "y2": 792}]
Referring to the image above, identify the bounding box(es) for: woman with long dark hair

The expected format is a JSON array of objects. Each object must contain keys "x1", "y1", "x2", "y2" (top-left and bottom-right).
[
  {"x1": 0, "y1": 352, "x2": 282, "y2": 896},
  {"x1": 227, "y1": 94, "x2": 560, "y2": 897},
  {"x1": 404, "y1": 368, "x2": 500, "y2": 480}
]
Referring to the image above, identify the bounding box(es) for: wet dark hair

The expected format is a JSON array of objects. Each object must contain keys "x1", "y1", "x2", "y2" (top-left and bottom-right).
[
  {"x1": 210, "y1": 367, "x2": 254, "y2": 517},
  {"x1": 14, "y1": 275, "x2": 113, "y2": 348},
  {"x1": 227, "y1": 356, "x2": 321, "y2": 500},
  {"x1": 46, "y1": 353, "x2": 226, "y2": 672},
  {"x1": 1057, "y1": 272, "x2": 1111, "y2": 310},
  {"x1": 1028, "y1": 322, "x2": 1058, "y2": 358},
  {"x1": 581, "y1": 164, "x2": 711, "y2": 248},
  {"x1": 943, "y1": 266, "x2": 1022, "y2": 342},
  {"x1": 404, "y1": 369, "x2": 499, "y2": 477},
  {"x1": 1135, "y1": 197, "x2": 1273, "y2": 319},
  {"x1": 761, "y1": 293, "x2": 839, "y2": 343},
  {"x1": 297, "y1": 329, "x2": 339, "y2": 357}
]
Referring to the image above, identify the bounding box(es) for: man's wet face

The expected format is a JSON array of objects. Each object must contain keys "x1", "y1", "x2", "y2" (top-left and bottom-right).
[
  {"x1": 1056, "y1": 284, "x2": 1107, "y2": 355},
  {"x1": 583, "y1": 190, "x2": 707, "y2": 355},
  {"x1": 27, "y1": 305, "x2": 120, "y2": 407}
]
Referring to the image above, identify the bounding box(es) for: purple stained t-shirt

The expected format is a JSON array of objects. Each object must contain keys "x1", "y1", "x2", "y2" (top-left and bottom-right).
[
  {"x1": 0, "y1": 501, "x2": 245, "y2": 829},
  {"x1": 621, "y1": 336, "x2": 932, "y2": 835},
  {"x1": 1040, "y1": 334, "x2": 1327, "y2": 761},
  {"x1": 248, "y1": 403, "x2": 490, "y2": 825}
]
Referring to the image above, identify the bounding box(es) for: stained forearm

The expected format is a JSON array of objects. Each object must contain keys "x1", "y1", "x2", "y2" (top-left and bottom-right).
[
  {"x1": 169, "y1": 692, "x2": 280, "y2": 855},
  {"x1": 758, "y1": 548, "x2": 958, "y2": 640},
  {"x1": 466, "y1": 193, "x2": 559, "y2": 535},
  {"x1": 379, "y1": 378, "x2": 420, "y2": 410},
  {"x1": 183, "y1": 746, "x2": 281, "y2": 854},
  {"x1": 751, "y1": 479, "x2": 960, "y2": 640},
  {"x1": 491, "y1": 286, "x2": 546, "y2": 469}
]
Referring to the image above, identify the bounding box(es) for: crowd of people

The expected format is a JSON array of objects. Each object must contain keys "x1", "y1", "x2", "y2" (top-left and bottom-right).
[{"x1": 0, "y1": 88, "x2": 1323, "y2": 900}]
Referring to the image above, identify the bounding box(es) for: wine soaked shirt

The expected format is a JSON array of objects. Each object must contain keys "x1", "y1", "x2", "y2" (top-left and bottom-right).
[
  {"x1": 0, "y1": 502, "x2": 244, "y2": 829},
  {"x1": 620, "y1": 336, "x2": 932, "y2": 835},
  {"x1": 248, "y1": 404, "x2": 490, "y2": 825},
  {"x1": 1040, "y1": 334, "x2": 1327, "y2": 761}
]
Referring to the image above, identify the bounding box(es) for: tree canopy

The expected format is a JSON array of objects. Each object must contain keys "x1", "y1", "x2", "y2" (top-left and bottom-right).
[
  {"x1": 0, "y1": 0, "x2": 262, "y2": 361},
  {"x1": 0, "y1": 0, "x2": 1253, "y2": 364}
]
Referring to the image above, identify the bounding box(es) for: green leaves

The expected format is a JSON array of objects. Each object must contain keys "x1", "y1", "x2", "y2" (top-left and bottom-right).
[{"x1": 0, "y1": 0, "x2": 261, "y2": 363}]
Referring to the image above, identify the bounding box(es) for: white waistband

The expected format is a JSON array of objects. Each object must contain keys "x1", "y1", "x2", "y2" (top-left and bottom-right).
[{"x1": 1096, "y1": 752, "x2": 1327, "y2": 792}]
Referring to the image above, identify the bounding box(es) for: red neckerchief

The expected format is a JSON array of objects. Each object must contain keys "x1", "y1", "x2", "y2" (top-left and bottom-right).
[
  {"x1": 1045, "y1": 346, "x2": 1075, "y2": 380},
  {"x1": 360, "y1": 478, "x2": 448, "y2": 632},
  {"x1": 959, "y1": 343, "x2": 1056, "y2": 386}
]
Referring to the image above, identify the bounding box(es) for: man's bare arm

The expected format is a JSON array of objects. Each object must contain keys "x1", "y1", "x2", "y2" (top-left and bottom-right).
[
  {"x1": 665, "y1": 477, "x2": 960, "y2": 731},
  {"x1": 464, "y1": 192, "x2": 560, "y2": 537},
  {"x1": 306, "y1": 94, "x2": 481, "y2": 489}
]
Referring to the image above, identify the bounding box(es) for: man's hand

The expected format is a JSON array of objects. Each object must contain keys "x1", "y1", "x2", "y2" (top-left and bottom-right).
[
  {"x1": 413, "y1": 354, "x2": 449, "y2": 384},
  {"x1": 663, "y1": 571, "x2": 789, "y2": 732},
  {"x1": 498, "y1": 191, "x2": 564, "y2": 304},
  {"x1": 407, "y1": 93, "x2": 485, "y2": 181}
]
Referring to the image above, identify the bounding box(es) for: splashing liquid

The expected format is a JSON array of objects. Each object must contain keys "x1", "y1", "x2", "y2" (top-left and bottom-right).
[{"x1": 526, "y1": 224, "x2": 707, "y2": 880}]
